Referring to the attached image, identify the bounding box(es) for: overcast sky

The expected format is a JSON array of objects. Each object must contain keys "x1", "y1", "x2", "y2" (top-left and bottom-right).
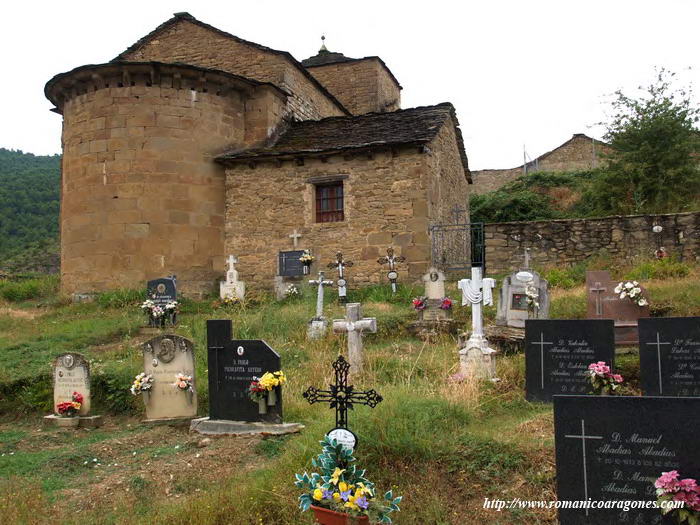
[{"x1": 2, "y1": 0, "x2": 698, "y2": 169}]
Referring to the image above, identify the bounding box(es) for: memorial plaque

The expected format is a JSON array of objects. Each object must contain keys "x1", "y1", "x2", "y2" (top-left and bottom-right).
[
  {"x1": 554, "y1": 395, "x2": 700, "y2": 524},
  {"x1": 278, "y1": 250, "x2": 305, "y2": 277},
  {"x1": 511, "y1": 293, "x2": 528, "y2": 311},
  {"x1": 53, "y1": 353, "x2": 91, "y2": 415},
  {"x1": 496, "y1": 268, "x2": 550, "y2": 328},
  {"x1": 147, "y1": 276, "x2": 177, "y2": 306},
  {"x1": 525, "y1": 319, "x2": 615, "y2": 402},
  {"x1": 639, "y1": 317, "x2": 700, "y2": 396},
  {"x1": 207, "y1": 319, "x2": 282, "y2": 423}
]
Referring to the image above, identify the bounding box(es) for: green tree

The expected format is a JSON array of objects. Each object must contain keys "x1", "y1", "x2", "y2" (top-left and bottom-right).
[{"x1": 597, "y1": 69, "x2": 700, "y2": 214}]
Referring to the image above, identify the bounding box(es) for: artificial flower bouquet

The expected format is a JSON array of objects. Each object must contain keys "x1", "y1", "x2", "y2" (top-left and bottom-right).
[
  {"x1": 439, "y1": 297, "x2": 453, "y2": 310},
  {"x1": 141, "y1": 299, "x2": 179, "y2": 327},
  {"x1": 525, "y1": 284, "x2": 540, "y2": 310},
  {"x1": 56, "y1": 391, "x2": 83, "y2": 417},
  {"x1": 285, "y1": 284, "x2": 300, "y2": 298},
  {"x1": 130, "y1": 372, "x2": 154, "y2": 395},
  {"x1": 655, "y1": 470, "x2": 700, "y2": 524},
  {"x1": 299, "y1": 250, "x2": 315, "y2": 265},
  {"x1": 295, "y1": 436, "x2": 401, "y2": 524},
  {"x1": 412, "y1": 297, "x2": 427, "y2": 311},
  {"x1": 587, "y1": 361, "x2": 624, "y2": 395},
  {"x1": 173, "y1": 373, "x2": 194, "y2": 392},
  {"x1": 248, "y1": 371, "x2": 287, "y2": 412},
  {"x1": 614, "y1": 280, "x2": 649, "y2": 307}
]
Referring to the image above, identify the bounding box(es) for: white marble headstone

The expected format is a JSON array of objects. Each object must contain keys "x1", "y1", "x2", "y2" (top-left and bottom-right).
[
  {"x1": 220, "y1": 255, "x2": 245, "y2": 300},
  {"x1": 496, "y1": 269, "x2": 550, "y2": 328},
  {"x1": 53, "y1": 353, "x2": 91, "y2": 415}
]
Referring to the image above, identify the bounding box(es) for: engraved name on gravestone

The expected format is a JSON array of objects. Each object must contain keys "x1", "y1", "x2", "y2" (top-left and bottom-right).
[
  {"x1": 207, "y1": 320, "x2": 282, "y2": 423},
  {"x1": 278, "y1": 250, "x2": 305, "y2": 277},
  {"x1": 554, "y1": 396, "x2": 700, "y2": 525},
  {"x1": 525, "y1": 319, "x2": 615, "y2": 402},
  {"x1": 141, "y1": 335, "x2": 197, "y2": 420},
  {"x1": 639, "y1": 317, "x2": 700, "y2": 397},
  {"x1": 53, "y1": 353, "x2": 91, "y2": 415},
  {"x1": 147, "y1": 276, "x2": 177, "y2": 305}
]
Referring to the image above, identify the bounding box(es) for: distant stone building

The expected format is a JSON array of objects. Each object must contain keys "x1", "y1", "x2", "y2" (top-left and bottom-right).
[
  {"x1": 45, "y1": 12, "x2": 471, "y2": 297},
  {"x1": 471, "y1": 133, "x2": 612, "y2": 195}
]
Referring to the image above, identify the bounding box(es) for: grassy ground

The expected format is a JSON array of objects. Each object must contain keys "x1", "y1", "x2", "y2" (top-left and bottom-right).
[{"x1": 0, "y1": 260, "x2": 698, "y2": 524}]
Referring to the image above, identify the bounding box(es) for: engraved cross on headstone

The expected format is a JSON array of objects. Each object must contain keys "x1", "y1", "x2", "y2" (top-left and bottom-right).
[
  {"x1": 646, "y1": 332, "x2": 672, "y2": 394},
  {"x1": 377, "y1": 247, "x2": 406, "y2": 293},
  {"x1": 289, "y1": 229, "x2": 302, "y2": 248},
  {"x1": 328, "y1": 252, "x2": 354, "y2": 302},
  {"x1": 590, "y1": 282, "x2": 606, "y2": 316},
  {"x1": 302, "y1": 355, "x2": 383, "y2": 430},
  {"x1": 531, "y1": 332, "x2": 554, "y2": 389},
  {"x1": 309, "y1": 271, "x2": 333, "y2": 320},
  {"x1": 333, "y1": 303, "x2": 377, "y2": 375},
  {"x1": 564, "y1": 419, "x2": 603, "y2": 517}
]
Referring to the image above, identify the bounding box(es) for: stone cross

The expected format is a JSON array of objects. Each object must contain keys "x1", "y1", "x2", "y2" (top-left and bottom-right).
[
  {"x1": 327, "y1": 252, "x2": 354, "y2": 302},
  {"x1": 333, "y1": 303, "x2": 377, "y2": 375},
  {"x1": 520, "y1": 248, "x2": 531, "y2": 270},
  {"x1": 564, "y1": 419, "x2": 603, "y2": 517},
  {"x1": 289, "y1": 229, "x2": 302, "y2": 248},
  {"x1": 226, "y1": 255, "x2": 239, "y2": 283},
  {"x1": 377, "y1": 247, "x2": 406, "y2": 293},
  {"x1": 309, "y1": 271, "x2": 333, "y2": 320},
  {"x1": 457, "y1": 267, "x2": 498, "y2": 379},
  {"x1": 303, "y1": 355, "x2": 382, "y2": 433},
  {"x1": 589, "y1": 281, "x2": 606, "y2": 316},
  {"x1": 450, "y1": 203, "x2": 467, "y2": 223},
  {"x1": 220, "y1": 254, "x2": 245, "y2": 300}
]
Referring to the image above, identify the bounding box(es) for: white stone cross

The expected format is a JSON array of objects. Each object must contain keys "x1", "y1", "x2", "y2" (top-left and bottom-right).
[
  {"x1": 226, "y1": 255, "x2": 239, "y2": 284},
  {"x1": 521, "y1": 247, "x2": 531, "y2": 270},
  {"x1": 333, "y1": 303, "x2": 377, "y2": 375},
  {"x1": 590, "y1": 281, "x2": 607, "y2": 316},
  {"x1": 564, "y1": 418, "x2": 603, "y2": 516},
  {"x1": 646, "y1": 332, "x2": 671, "y2": 394},
  {"x1": 309, "y1": 271, "x2": 334, "y2": 320},
  {"x1": 289, "y1": 229, "x2": 302, "y2": 248},
  {"x1": 531, "y1": 332, "x2": 554, "y2": 389}
]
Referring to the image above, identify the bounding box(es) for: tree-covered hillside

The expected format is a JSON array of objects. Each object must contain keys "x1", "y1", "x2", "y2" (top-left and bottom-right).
[{"x1": 0, "y1": 148, "x2": 60, "y2": 273}]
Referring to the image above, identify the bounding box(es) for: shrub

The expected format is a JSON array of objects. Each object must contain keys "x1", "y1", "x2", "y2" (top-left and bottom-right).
[
  {"x1": 625, "y1": 257, "x2": 692, "y2": 281},
  {"x1": 0, "y1": 275, "x2": 58, "y2": 302},
  {"x1": 96, "y1": 288, "x2": 143, "y2": 309}
]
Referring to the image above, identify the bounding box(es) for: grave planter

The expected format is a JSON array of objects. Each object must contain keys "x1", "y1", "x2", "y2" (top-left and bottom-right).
[
  {"x1": 267, "y1": 388, "x2": 278, "y2": 407},
  {"x1": 142, "y1": 391, "x2": 150, "y2": 404},
  {"x1": 55, "y1": 416, "x2": 80, "y2": 429},
  {"x1": 258, "y1": 399, "x2": 268, "y2": 415},
  {"x1": 311, "y1": 506, "x2": 369, "y2": 525}
]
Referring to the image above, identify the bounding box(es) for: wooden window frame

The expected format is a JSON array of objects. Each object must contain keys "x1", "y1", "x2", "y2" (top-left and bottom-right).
[{"x1": 315, "y1": 180, "x2": 345, "y2": 223}]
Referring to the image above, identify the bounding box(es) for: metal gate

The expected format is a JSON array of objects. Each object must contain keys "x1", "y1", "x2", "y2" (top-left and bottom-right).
[{"x1": 429, "y1": 205, "x2": 485, "y2": 273}]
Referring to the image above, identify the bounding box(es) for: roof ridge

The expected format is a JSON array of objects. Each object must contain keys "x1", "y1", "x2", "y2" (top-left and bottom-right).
[
  {"x1": 304, "y1": 55, "x2": 402, "y2": 89},
  {"x1": 111, "y1": 12, "x2": 351, "y2": 115},
  {"x1": 286, "y1": 102, "x2": 454, "y2": 127}
]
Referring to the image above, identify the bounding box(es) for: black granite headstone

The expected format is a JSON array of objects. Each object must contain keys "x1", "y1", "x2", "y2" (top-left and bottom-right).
[
  {"x1": 147, "y1": 276, "x2": 177, "y2": 306},
  {"x1": 278, "y1": 250, "x2": 305, "y2": 277},
  {"x1": 639, "y1": 317, "x2": 700, "y2": 396},
  {"x1": 525, "y1": 319, "x2": 615, "y2": 402},
  {"x1": 554, "y1": 395, "x2": 700, "y2": 525},
  {"x1": 206, "y1": 319, "x2": 282, "y2": 423}
]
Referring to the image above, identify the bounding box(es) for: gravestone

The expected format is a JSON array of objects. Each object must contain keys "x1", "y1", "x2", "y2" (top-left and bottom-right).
[
  {"x1": 219, "y1": 255, "x2": 245, "y2": 301},
  {"x1": 377, "y1": 247, "x2": 405, "y2": 293},
  {"x1": 141, "y1": 335, "x2": 197, "y2": 421},
  {"x1": 327, "y1": 252, "x2": 353, "y2": 303},
  {"x1": 586, "y1": 270, "x2": 650, "y2": 345},
  {"x1": 278, "y1": 250, "x2": 305, "y2": 277},
  {"x1": 307, "y1": 271, "x2": 333, "y2": 339},
  {"x1": 146, "y1": 276, "x2": 177, "y2": 326},
  {"x1": 639, "y1": 317, "x2": 700, "y2": 396},
  {"x1": 44, "y1": 353, "x2": 102, "y2": 428},
  {"x1": 525, "y1": 319, "x2": 615, "y2": 402},
  {"x1": 191, "y1": 320, "x2": 303, "y2": 435},
  {"x1": 420, "y1": 267, "x2": 449, "y2": 322},
  {"x1": 496, "y1": 269, "x2": 550, "y2": 328},
  {"x1": 554, "y1": 395, "x2": 700, "y2": 524}
]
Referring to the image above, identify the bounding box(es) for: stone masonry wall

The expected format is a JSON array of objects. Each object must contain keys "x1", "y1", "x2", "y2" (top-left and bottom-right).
[
  {"x1": 59, "y1": 76, "x2": 276, "y2": 297},
  {"x1": 224, "y1": 147, "x2": 434, "y2": 289},
  {"x1": 484, "y1": 212, "x2": 700, "y2": 274},
  {"x1": 306, "y1": 58, "x2": 401, "y2": 115},
  {"x1": 119, "y1": 19, "x2": 345, "y2": 121}
]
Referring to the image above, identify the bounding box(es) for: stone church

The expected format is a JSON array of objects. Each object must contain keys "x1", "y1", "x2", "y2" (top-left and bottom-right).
[{"x1": 45, "y1": 12, "x2": 471, "y2": 297}]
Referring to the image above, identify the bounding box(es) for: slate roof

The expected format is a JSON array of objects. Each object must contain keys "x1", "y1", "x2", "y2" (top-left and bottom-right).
[
  {"x1": 302, "y1": 52, "x2": 402, "y2": 89},
  {"x1": 217, "y1": 103, "x2": 470, "y2": 181}
]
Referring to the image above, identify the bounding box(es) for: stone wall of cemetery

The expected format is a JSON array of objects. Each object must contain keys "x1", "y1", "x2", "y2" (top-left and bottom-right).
[
  {"x1": 305, "y1": 58, "x2": 401, "y2": 115},
  {"x1": 224, "y1": 129, "x2": 468, "y2": 289},
  {"x1": 54, "y1": 63, "x2": 286, "y2": 297},
  {"x1": 484, "y1": 211, "x2": 700, "y2": 274},
  {"x1": 118, "y1": 15, "x2": 346, "y2": 121}
]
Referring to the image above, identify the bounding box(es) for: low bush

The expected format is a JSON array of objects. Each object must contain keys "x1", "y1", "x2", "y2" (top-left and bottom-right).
[
  {"x1": 0, "y1": 275, "x2": 58, "y2": 302},
  {"x1": 625, "y1": 257, "x2": 692, "y2": 281}
]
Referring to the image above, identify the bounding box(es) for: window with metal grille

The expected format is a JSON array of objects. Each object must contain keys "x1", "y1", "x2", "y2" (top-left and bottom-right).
[{"x1": 315, "y1": 182, "x2": 344, "y2": 223}]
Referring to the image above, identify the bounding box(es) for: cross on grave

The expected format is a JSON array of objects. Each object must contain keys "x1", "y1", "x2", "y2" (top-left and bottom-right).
[
  {"x1": 289, "y1": 229, "x2": 302, "y2": 248},
  {"x1": 449, "y1": 203, "x2": 467, "y2": 224},
  {"x1": 531, "y1": 332, "x2": 554, "y2": 389},
  {"x1": 333, "y1": 303, "x2": 377, "y2": 375},
  {"x1": 589, "y1": 281, "x2": 606, "y2": 316},
  {"x1": 564, "y1": 418, "x2": 603, "y2": 517},
  {"x1": 309, "y1": 271, "x2": 334, "y2": 320},
  {"x1": 226, "y1": 255, "x2": 238, "y2": 281},
  {"x1": 519, "y1": 247, "x2": 531, "y2": 270},
  {"x1": 646, "y1": 332, "x2": 672, "y2": 395},
  {"x1": 302, "y1": 355, "x2": 382, "y2": 450},
  {"x1": 377, "y1": 247, "x2": 406, "y2": 293},
  {"x1": 327, "y1": 252, "x2": 354, "y2": 303}
]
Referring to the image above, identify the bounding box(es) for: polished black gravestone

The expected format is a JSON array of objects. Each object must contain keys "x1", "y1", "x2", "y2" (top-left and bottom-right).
[
  {"x1": 639, "y1": 317, "x2": 700, "y2": 396},
  {"x1": 554, "y1": 395, "x2": 700, "y2": 525},
  {"x1": 147, "y1": 276, "x2": 177, "y2": 305},
  {"x1": 206, "y1": 319, "x2": 282, "y2": 423},
  {"x1": 525, "y1": 319, "x2": 615, "y2": 402},
  {"x1": 278, "y1": 250, "x2": 305, "y2": 277}
]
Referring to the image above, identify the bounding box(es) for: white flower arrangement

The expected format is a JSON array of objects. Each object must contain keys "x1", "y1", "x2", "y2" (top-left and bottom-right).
[
  {"x1": 285, "y1": 284, "x2": 300, "y2": 298},
  {"x1": 141, "y1": 299, "x2": 178, "y2": 319},
  {"x1": 173, "y1": 373, "x2": 194, "y2": 392},
  {"x1": 614, "y1": 281, "x2": 649, "y2": 307},
  {"x1": 525, "y1": 284, "x2": 540, "y2": 310},
  {"x1": 299, "y1": 250, "x2": 315, "y2": 265},
  {"x1": 130, "y1": 372, "x2": 154, "y2": 395}
]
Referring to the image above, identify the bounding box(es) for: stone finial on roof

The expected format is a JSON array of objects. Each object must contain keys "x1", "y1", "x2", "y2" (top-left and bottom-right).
[{"x1": 319, "y1": 35, "x2": 328, "y2": 53}]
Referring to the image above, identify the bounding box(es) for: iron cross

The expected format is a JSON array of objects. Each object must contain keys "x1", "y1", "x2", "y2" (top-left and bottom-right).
[
  {"x1": 302, "y1": 355, "x2": 383, "y2": 429},
  {"x1": 377, "y1": 247, "x2": 406, "y2": 293},
  {"x1": 328, "y1": 252, "x2": 354, "y2": 302}
]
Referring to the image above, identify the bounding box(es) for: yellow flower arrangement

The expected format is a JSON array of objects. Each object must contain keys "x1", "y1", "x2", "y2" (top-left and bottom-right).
[{"x1": 257, "y1": 370, "x2": 287, "y2": 391}]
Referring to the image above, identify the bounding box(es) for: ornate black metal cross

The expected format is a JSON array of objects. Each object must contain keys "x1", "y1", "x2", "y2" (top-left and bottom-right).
[{"x1": 302, "y1": 355, "x2": 383, "y2": 429}]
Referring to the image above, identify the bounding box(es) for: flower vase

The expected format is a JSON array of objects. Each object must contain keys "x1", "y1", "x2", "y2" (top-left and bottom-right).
[
  {"x1": 303, "y1": 264, "x2": 310, "y2": 275},
  {"x1": 142, "y1": 391, "x2": 150, "y2": 404},
  {"x1": 267, "y1": 389, "x2": 277, "y2": 406},
  {"x1": 186, "y1": 389, "x2": 194, "y2": 405},
  {"x1": 311, "y1": 506, "x2": 369, "y2": 525},
  {"x1": 258, "y1": 398, "x2": 268, "y2": 414},
  {"x1": 55, "y1": 416, "x2": 80, "y2": 429}
]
